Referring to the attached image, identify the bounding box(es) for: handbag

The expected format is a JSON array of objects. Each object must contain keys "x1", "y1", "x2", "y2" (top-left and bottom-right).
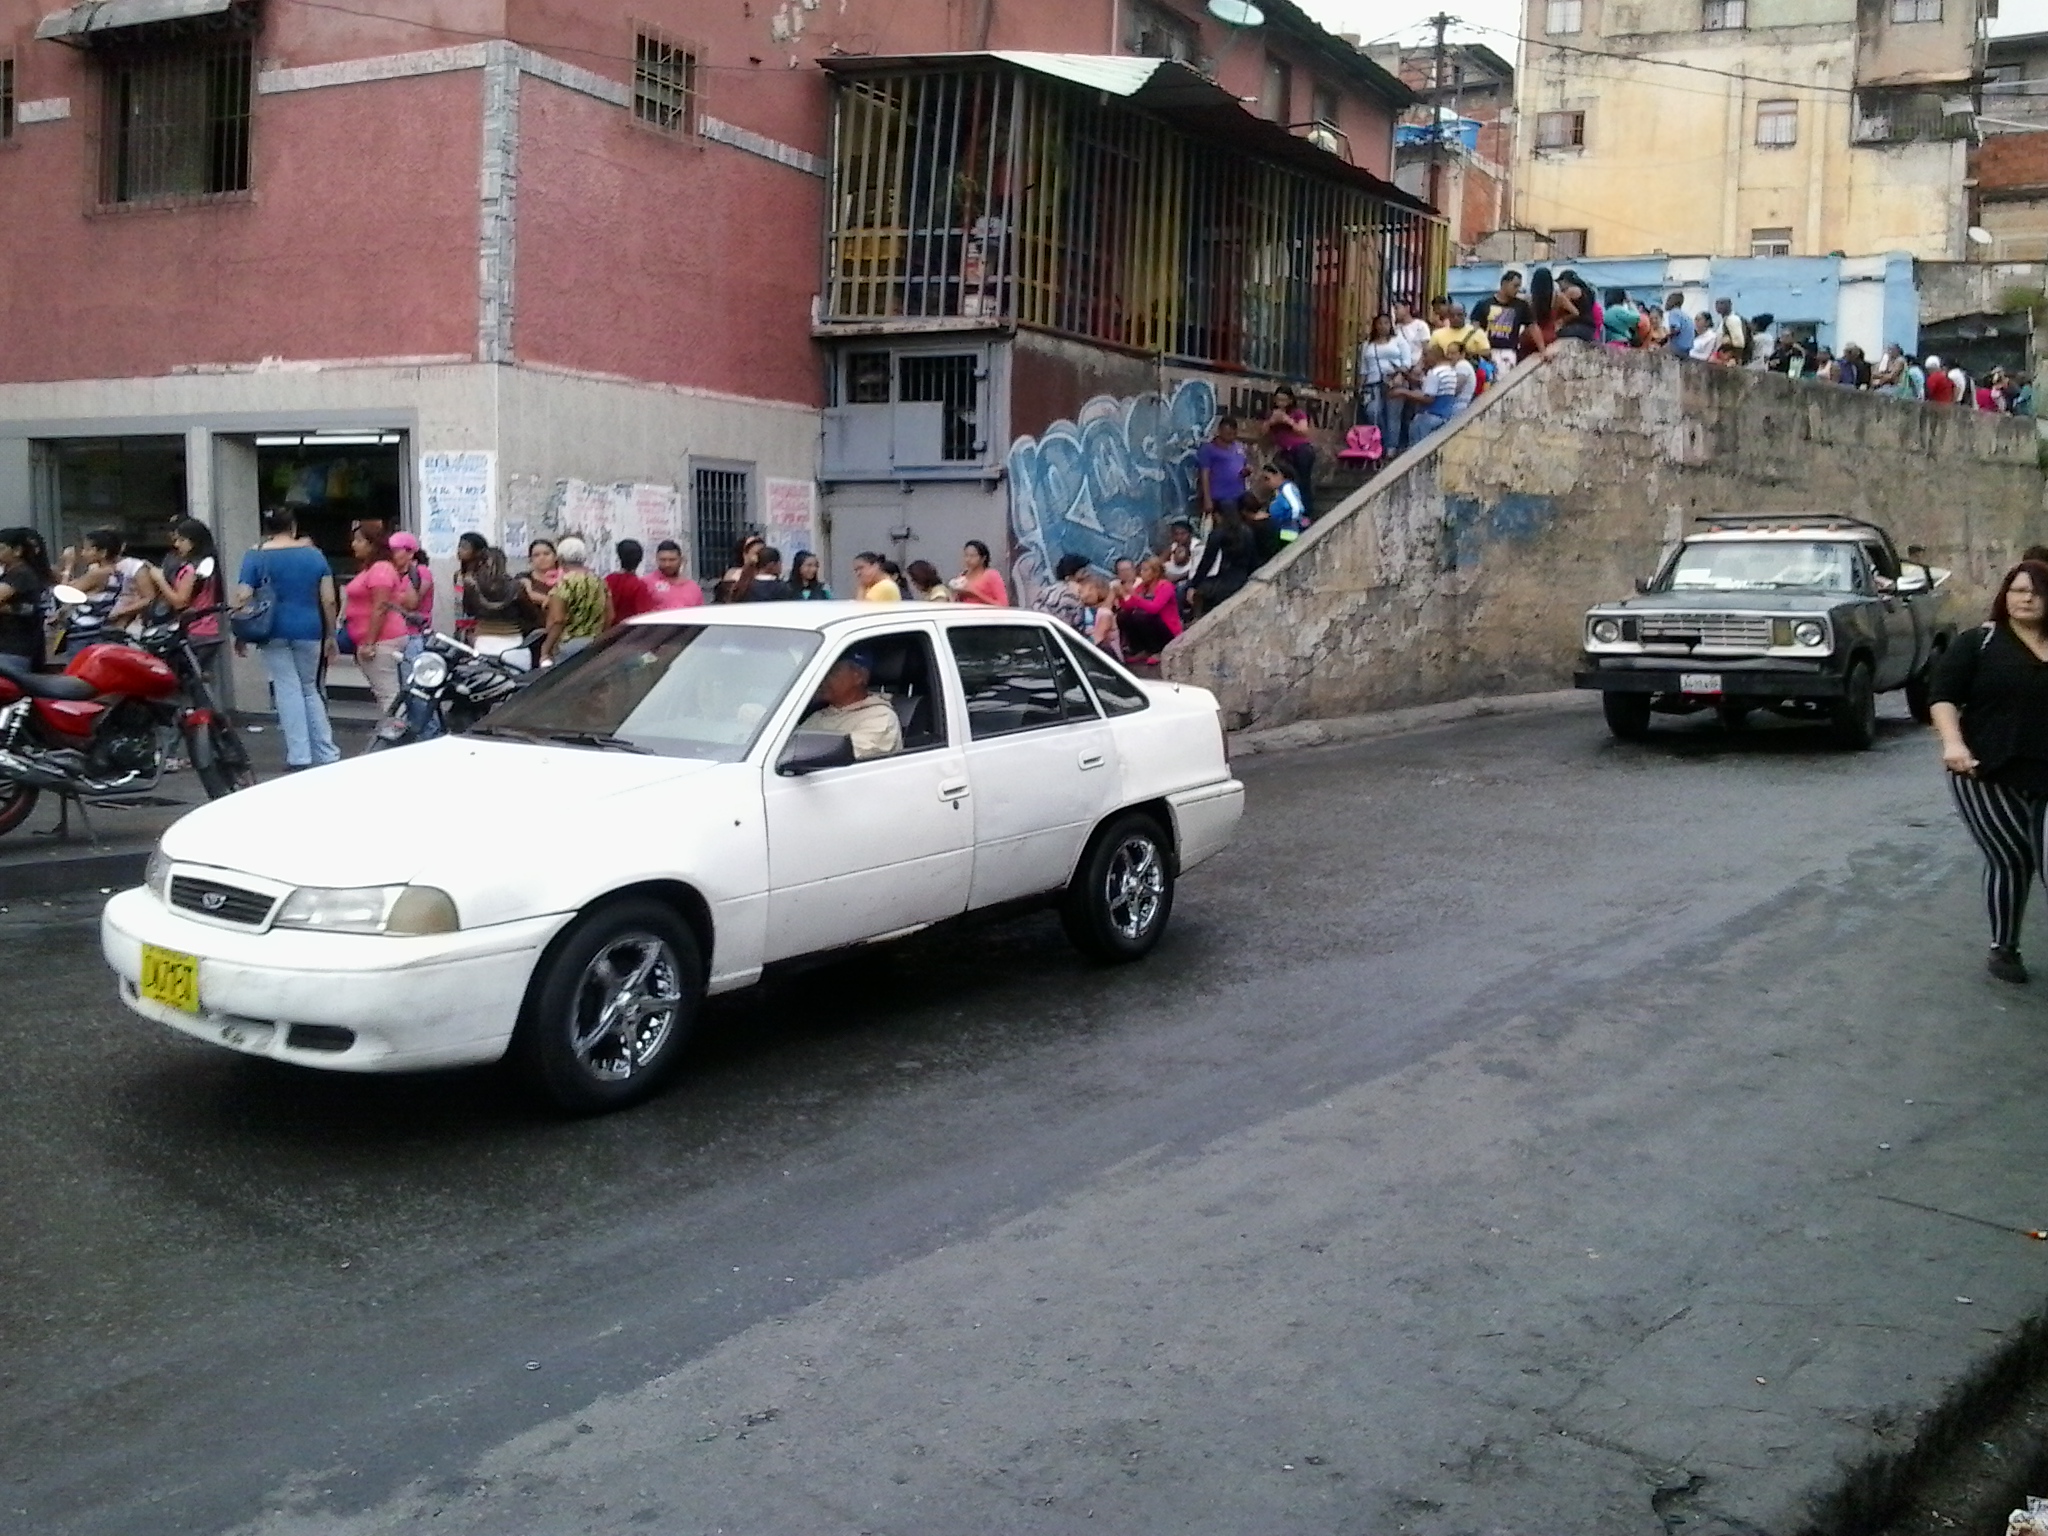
[{"x1": 229, "y1": 553, "x2": 277, "y2": 644}]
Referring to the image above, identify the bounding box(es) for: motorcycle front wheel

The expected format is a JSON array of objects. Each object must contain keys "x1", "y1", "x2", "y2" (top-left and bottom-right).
[
  {"x1": 0, "y1": 780, "x2": 39, "y2": 836},
  {"x1": 193, "y1": 720, "x2": 257, "y2": 799}
]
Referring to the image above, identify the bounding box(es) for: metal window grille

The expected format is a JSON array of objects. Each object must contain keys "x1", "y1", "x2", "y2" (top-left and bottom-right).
[
  {"x1": 2, "y1": 56, "x2": 14, "y2": 141},
  {"x1": 1124, "y1": 0, "x2": 1199, "y2": 62},
  {"x1": 634, "y1": 27, "x2": 698, "y2": 136},
  {"x1": 692, "y1": 467, "x2": 751, "y2": 582},
  {"x1": 898, "y1": 354, "x2": 981, "y2": 461},
  {"x1": 98, "y1": 36, "x2": 251, "y2": 205},
  {"x1": 1545, "y1": 0, "x2": 1583, "y2": 33},
  {"x1": 1890, "y1": 0, "x2": 1940, "y2": 20},
  {"x1": 823, "y1": 65, "x2": 1447, "y2": 391},
  {"x1": 1535, "y1": 110, "x2": 1585, "y2": 148},
  {"x1": 1750, "y1": 226, "x2": 1792, "y2": 257},
  {"x1": 1755, "y1": 99, "x2": 1797, "y2": 145},
  {"x1": 1703, "y1": 0, "x2": 1746, "y2": 28},
  {"x1": 1551, "y1": 228, "x2": 1587, "y2": 258},
  {"x1": 1853, "y1": 88, "x2": 1970, "y2": 141},
  {"x1": 844, "y1": 351, "x2": 892, "y2": 403}
]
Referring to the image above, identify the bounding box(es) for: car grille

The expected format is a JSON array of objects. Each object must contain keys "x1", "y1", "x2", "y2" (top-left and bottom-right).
[
  {"x1": 1638, "y1": 612, "x2": 1775, "y2": 649},
  {"x1": 169, "y1": 875, "x2": 276, "y2": 927}
]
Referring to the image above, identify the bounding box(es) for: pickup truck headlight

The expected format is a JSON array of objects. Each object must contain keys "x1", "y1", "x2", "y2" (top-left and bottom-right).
[
  {"x1": 273, "y1": 885, "x2": 460, "y2": 935},
  {"x1": 1793, "y1": 620, "x2": 1827, "y2": 648},
  {"x1": 1590, "y1": 617, "x2": 1622, "y2": 644}
]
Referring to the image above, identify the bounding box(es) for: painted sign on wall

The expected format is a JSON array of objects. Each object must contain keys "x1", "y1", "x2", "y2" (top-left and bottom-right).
[{"x1": 1006, "y1": 379, "x2": 1217, "y2": 606}]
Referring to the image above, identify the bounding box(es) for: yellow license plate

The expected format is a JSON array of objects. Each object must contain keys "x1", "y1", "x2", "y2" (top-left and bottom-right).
[{"x1": 140, "y1": 944, "x2": 200, "y2": 1014}]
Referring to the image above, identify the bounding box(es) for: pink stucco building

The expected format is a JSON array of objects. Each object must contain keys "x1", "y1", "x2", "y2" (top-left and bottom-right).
[{"x1": 0, "y1": 0, "x2": 1435, "y2": 684}]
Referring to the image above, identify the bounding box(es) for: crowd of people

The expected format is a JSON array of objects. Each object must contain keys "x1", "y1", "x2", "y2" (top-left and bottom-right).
[{"x1": 1363, "y1": 270, "x2": 2038, "y2": 444}]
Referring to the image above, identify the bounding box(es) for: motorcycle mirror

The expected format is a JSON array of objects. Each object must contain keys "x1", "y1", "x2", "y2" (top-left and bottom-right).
[
  {"x1": 194, "y1": 556, "x2": 217, "y2": 580},
  {"x1": 50, "y1": 585, "x2": 90, "y2": 606}
]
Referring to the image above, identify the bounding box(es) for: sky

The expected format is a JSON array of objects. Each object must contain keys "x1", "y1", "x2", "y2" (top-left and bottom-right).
[{"x1": 1296, "y1": 0, "x2": 2048, "y2": 56}]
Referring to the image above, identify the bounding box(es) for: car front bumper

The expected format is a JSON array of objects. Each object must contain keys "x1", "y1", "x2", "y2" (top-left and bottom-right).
[
  {"x1": 101, "y1": 887, "x2": 569, "y2": 1072},
  {"x1": 1574, "y1": 656, "x2": 1845, "y2": 698}
]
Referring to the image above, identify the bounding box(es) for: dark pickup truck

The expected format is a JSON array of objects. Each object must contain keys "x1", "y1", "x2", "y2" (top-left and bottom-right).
[{"x1": 1574, "y1": 515, "x2": 1954, "y2": 749}]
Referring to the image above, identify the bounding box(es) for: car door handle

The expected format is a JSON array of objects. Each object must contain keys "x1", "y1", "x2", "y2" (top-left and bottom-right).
[
  {"x1": 938, "y1": 779, "x2": 970, "y2": 801},
  {"x1": 1078, "y1": 752, "x2": 1106, "y2": 770}
]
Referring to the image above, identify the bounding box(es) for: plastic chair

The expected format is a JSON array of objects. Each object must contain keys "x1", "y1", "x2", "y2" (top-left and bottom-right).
[{"x1": 1336, "y1": 424, "x2": 1383, "y2": 467}]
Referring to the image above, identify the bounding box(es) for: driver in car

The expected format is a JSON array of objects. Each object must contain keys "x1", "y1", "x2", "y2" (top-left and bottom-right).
[{"x1": 798, "y1": 649, "x2": 902, "y2": 760}]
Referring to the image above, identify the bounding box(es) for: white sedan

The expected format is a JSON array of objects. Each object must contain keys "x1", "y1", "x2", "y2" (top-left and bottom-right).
[{"x1": 101, "y1": 604, "x2": 1244, "y2": 1111}]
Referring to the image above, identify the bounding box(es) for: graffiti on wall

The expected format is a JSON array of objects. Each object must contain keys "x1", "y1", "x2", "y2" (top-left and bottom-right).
[{"x1": 1006, "y1": 379, "x2": 1217, "y2": 607}]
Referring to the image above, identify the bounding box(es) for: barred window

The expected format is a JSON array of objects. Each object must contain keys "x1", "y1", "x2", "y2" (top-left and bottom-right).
[
  {"x1": 99, "y1": 36, "x2": 252, "y2": 205},
  {"x1": 2, "y1": 55, "x2": 15, "y2": 141},
  {"x1": 1703, "y1": 0, "x2": 1747, "y2": 28},
  {"x1": 634, "y1": 27, "x2": 699, "y2": 136},
  {"x1": 1890, "y1": 0, "x2": 1940, "y2": 20},
  {"x1": 1756, "y1": 99, "x2": 1798, "y2": 145},
  {"x1": 1545, "y1": 0, "x2": 1583, "y2": 34},
  {"x1": 692, "y1": 464, "x2": 752, "y2": 585},
  {"x1": 1535, "y1": 110, "x2": 1585, "y2": 149},
  {"x1": 1750, "y1": 226, "x2": 1792, "y2": 257}
]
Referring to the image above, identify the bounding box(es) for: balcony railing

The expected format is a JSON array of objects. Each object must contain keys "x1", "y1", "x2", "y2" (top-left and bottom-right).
[{"x1": 823, "y1": 59, "x2": 1446, "y2": 390}]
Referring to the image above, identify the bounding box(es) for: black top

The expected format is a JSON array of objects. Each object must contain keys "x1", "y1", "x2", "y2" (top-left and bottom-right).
[
  {"x1": 0, "y1": 563, "x2": 46, "y2": 663},
  {"x1": 1930, "y1": 623, "x2": 2048, "y2": 790}
]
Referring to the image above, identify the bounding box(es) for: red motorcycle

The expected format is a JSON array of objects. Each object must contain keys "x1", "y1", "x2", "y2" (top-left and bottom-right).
[{"x1": 0, "y1": 584, "x2": 256, "y2": 837}]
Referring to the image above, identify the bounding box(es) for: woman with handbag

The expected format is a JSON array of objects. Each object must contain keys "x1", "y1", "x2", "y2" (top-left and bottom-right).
[{"x1": 235, "y1": 508, "x2": 341, "y2": 769}]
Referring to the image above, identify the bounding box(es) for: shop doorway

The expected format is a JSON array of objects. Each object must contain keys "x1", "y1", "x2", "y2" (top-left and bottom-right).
[{"x1": 253, "y1": 431, "x2": 408, "y2": 572}]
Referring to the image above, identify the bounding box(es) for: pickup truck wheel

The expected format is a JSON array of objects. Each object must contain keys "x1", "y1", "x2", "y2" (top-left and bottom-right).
[
  {"x1": 1831, "y1": 661, "x2": 1878, "y2": 751},
  {"x1": 513, "y1": 898, "x2": 702, "y2": 1114},
  {"x1": 1904, "y1": 664, "x2": 1936, "y2": 725},
  {"x1": 1602, "y1": 692, "x2": 1653, "y2": 741},
  {"x1": 1062, "y1": 812, "x2": 1175, "y2": 963}
]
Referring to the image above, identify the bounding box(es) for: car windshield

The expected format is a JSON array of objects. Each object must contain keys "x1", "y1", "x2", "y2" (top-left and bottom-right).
[
  {"x1": 1665, "y1": 540, "x2": 1856, "y2": 592},
  {"x1": 479, "y1": 624, "x2": 821, "y2": 760}
]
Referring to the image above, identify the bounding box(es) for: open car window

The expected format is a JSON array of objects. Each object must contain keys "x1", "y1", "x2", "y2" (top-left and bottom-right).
[{"x1": 483, "y1": 623, "x2": 820, "y2": 760}]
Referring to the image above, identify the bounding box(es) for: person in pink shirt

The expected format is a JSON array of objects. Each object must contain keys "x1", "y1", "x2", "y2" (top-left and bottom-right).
[
  {"x1": 643, "y1": 539, "x2": 704, "y2": 609},
  {"x1": 948, "y1": 539, "x2": 1010, "y2": 605},
  {"x1": 343, "y1": 527, "x2": 411, "y2": 710},
  {"x1": 1115, "y1": 554, "x2": 1183, "y2": 664}
]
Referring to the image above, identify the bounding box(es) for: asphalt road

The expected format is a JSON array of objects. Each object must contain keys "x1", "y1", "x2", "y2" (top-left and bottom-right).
[{"x1": 9, "y1": 696, "x2": 2048, "y2": 1536}]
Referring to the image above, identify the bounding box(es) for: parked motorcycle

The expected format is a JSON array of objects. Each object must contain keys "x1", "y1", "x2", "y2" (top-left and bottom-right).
[
  {"x1": 366, "y1": 631, "x2": 529, "y2": 752},
  {"x1": 0, "y1": 563, "x2": 257, "y2": 837}
]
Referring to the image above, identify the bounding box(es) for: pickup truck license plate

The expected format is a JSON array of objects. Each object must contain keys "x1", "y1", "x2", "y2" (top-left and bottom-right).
[
  {"x1": 140, "y1": 943, "x2": 200, "y2": 1014},
  {"x1": 1679, "y1": 672, "x2": 1723, "y2": 696}
]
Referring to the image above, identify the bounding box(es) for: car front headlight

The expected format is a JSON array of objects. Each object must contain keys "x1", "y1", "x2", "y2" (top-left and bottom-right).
[
  {"x1": 144, "y1": 846, "x2": 171, "y2": 902},
  {"x1": 1590, "y1": 617, "x2": 1622, "y2": 645},
  {"x1": 1793, "y1": 620, "x2": 1827, "y2": 648},
  {"x1": 273, "y1": 885, "x2": 460, "y2": 935}
]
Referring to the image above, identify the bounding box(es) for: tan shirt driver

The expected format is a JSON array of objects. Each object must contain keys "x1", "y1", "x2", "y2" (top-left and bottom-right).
[{"x1": 799, "y1": 695, "x2": 902, "y2": 760}]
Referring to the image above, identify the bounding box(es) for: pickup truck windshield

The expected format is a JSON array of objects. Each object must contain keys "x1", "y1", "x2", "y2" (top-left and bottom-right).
[
  {"x1": 1666, "y1": 540, "x2": 1856, "y2": 593},
  {"x1": 482, "y1": 624, "x2": 821, "y2": 760}
]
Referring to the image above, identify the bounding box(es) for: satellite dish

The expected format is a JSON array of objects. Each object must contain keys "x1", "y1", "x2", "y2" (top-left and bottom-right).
[
  {"x1": 1968, "y1": 225, "x2": 1995, "y2": 246},
  {"x1": 1207, "y1": 0, "x2": 1265, "y2": 26}
]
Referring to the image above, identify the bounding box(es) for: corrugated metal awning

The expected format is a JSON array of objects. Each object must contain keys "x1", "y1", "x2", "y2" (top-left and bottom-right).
[
  {"x1": 36, "y1": 0, "x2": 237, "y2": 43},
  {"x1": 819, "y1": 51, "x2": 1435, "y2": 214}
]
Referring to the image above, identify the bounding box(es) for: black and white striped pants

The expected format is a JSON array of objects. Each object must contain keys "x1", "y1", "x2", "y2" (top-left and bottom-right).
[{"x1": 1949, "y1": 773, "x2": 2048, "y2": 951}]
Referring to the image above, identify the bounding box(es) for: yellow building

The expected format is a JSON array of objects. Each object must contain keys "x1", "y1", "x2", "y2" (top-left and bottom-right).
[{"x1": 1513, "y1": 0, "x2": 1982, "y2": 260}]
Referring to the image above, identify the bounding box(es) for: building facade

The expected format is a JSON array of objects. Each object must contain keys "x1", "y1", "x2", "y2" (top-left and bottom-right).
[
  {"x1": 0, "y1": 0, "x2": 1426, "y2": 703},
  {"x1": 1513, "y1": 0, "x2": 1983, "y2": 262},
  {"x1": 1370, "y1": 41, "x2": 1515, "y2": 259}
]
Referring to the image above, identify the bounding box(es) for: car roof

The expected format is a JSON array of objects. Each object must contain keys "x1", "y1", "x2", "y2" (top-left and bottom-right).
[
  {"x1": 1684, "y1": 527, "x2": 1884, "y2": 544},
  {"x1": 619, "y1": 601, "x2": 1052, "y2": 632}
]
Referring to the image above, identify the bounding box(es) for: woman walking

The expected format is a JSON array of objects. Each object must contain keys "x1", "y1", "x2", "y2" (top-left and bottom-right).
[
  {"x1": 344, "y1": 525, "x2": 408, "y2": 711},
  {"x1": 1931, "y1": 559, "x2": 2048, "y2": 982},
  {"x1": 235, "y1": 508, "x2": 340, "y2": 770}
]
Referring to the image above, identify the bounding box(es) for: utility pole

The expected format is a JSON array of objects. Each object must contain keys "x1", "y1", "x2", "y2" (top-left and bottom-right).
[{"x1": 1428, "y1": 12, "x2": 1452, "y2": 218}]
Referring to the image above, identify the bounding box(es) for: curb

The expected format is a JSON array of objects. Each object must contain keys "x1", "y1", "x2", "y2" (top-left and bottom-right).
[{"x1": 1228, "y1": 688, "x2": 1593, "y2": 757}]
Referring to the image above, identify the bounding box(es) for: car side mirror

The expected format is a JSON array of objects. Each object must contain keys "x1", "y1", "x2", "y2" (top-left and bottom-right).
[
  {"x1": 1633, "y1": 576, "x2": 1651, "y2": 594},
  {"x1": 777, "y1": 730, "x2": 856, "y2": 776},
  {"x1": 1894, "y1": 566, "x2": 1931, "y2": 595},
  {"x1": 51, "y1": 584, "x2": 89, "y2": 606}
]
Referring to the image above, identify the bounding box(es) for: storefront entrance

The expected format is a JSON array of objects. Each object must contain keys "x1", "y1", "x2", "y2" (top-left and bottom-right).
[{"x1": 254, "y1": 431, "x2": 407, "y2": 569}]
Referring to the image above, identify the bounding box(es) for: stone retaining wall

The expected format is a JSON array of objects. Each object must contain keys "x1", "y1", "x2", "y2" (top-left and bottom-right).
[{"x1": 1162, "y1": 345, "x2": 2047, "y2": 729}]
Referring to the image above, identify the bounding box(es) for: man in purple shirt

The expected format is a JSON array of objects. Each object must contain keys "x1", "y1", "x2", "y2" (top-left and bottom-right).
[{"x1": 1196, "y1": 416, "x2": 1249, "y2": 516}]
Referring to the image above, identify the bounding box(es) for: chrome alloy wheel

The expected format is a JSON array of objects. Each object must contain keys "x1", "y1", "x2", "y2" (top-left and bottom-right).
[
  {"x1": 1104, "y1": 835, "x2": 1167, "y2": 942},
  {"x1": 568, "y1": 933, "x2": 684, "y2": 1081}
]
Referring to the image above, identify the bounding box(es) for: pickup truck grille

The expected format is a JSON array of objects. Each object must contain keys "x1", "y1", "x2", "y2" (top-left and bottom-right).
[
  {"x1": 169, "y1": 875, "x2": 276, "y2": 927},
  {"x1": 1638, "y1": 613, "x2": 1775, "y2": 649}
]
